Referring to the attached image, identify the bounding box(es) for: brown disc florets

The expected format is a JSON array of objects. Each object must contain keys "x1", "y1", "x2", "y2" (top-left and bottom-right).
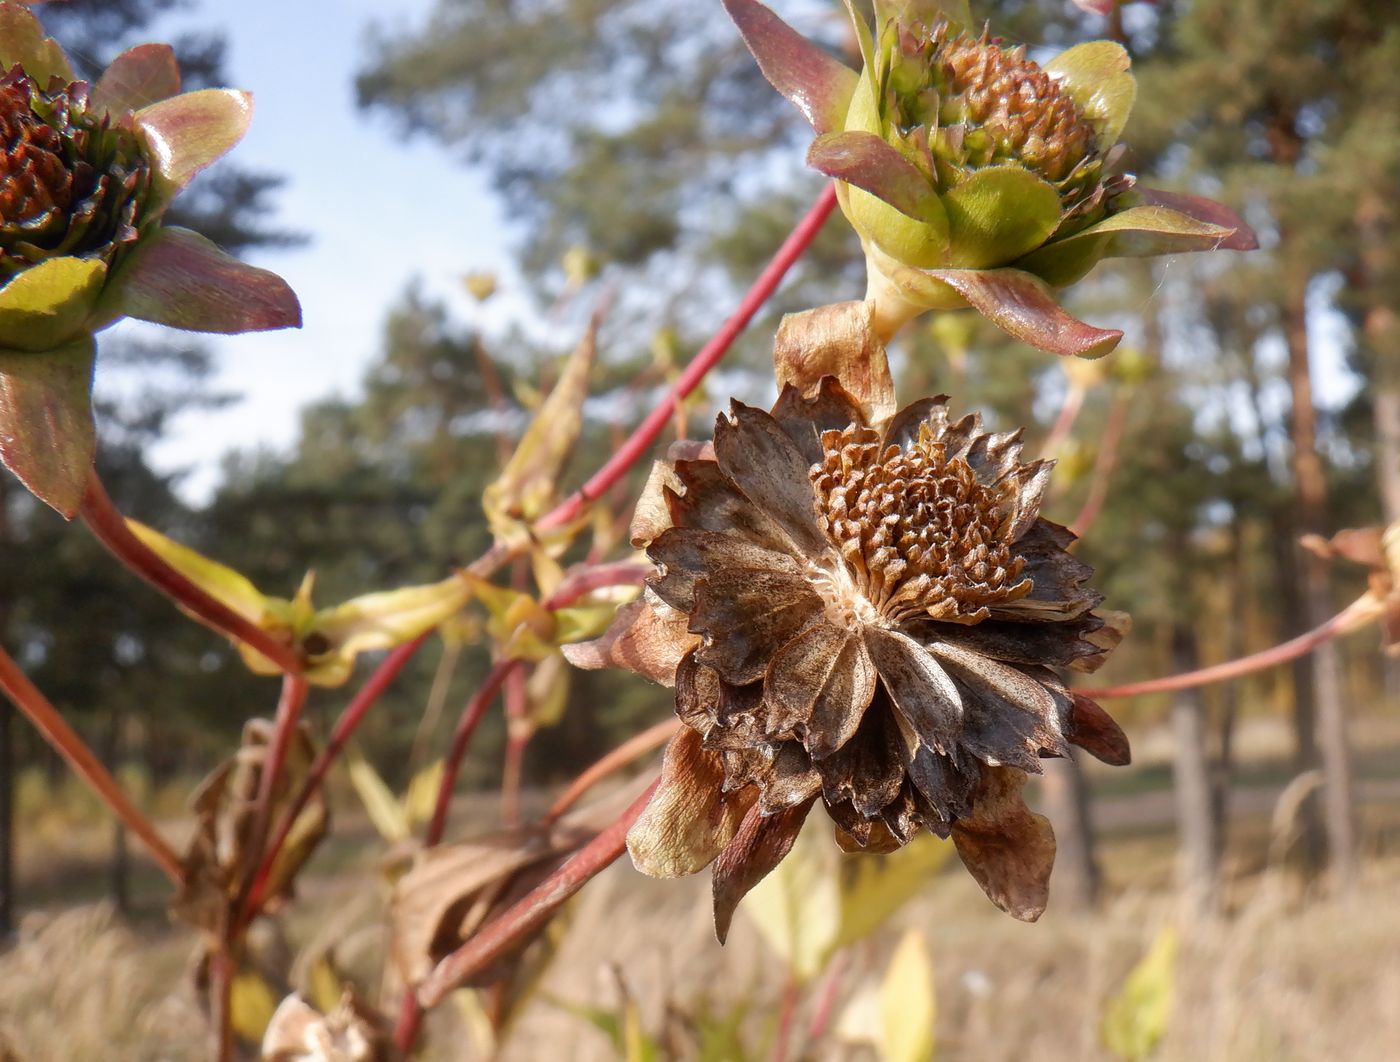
[{"x1": 809, "y1": 421, "x2": 1030, "y2": 625}]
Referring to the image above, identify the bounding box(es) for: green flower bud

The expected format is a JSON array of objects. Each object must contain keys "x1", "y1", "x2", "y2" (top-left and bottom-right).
[
  {"x1": 0, "y1": 68, "x2": 152, "y2": 285},
  {"x1": 725, "y1": 0, "x2": 1256, "y2": 357}
]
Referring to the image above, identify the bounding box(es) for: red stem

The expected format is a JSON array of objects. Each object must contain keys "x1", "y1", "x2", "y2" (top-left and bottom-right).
[
  {"x1": 805, "y1": 950, "x2": 851, "y2": 1043},
  {"x1": 236, "y1": 674, "x2": 308, "y2": 903},
  {"x1": 543, "y1": 717, "x2": 678, "y2": 825},
  {"x1": 534, "y1": 184, "x2": 838, "y2": 533},
  {"x1": 424, "y1": 658, "x2": 521, "y2": 847},
  {"x1": 237, "y1": 634, "x2": 430, "y2": 930},
  {"x1": 78, "y1": 472, "x2": 303, "y2": 675},
  {"x1": 772, "y1": 977, "x2": 802, "y2": 1062},
  {"x1": 500, "y1": 665, "x2": 529, "y2": 827},
  {"x1": 415, "y1": 777, "x2": 659, "y2": 1009},
  {"x1": 1069, "y1": 388, "x2": 1130, "y2": 536},
  {"x1": 1042, "y1": 380, "x2": 1087, "y2": 459},
  {"x1": 0, "y1": 642, "x2": 182, "y2": 885},
  {"x1": 1082, "y1": 597, "x2": 1371, "y2": 699}
]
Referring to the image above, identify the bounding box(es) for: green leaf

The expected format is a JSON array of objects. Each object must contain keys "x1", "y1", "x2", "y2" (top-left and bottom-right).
[
  {"x1": 924, "y1": 267, "x2": 1124, "y2": 358},
  {"x1": 1101, "y1": 927, "x2": 1178, "y2": 1061},
  {"x1": 134, "y1": 89, "x2": 253, "y2": 203},
  {"x1": 100, "y1": 226, "x2": 301, "y2": 334},
  {"x1": 879, "y1": 930, "x2": 936, "y2": 1062},
  {"x1": 743, "y1": 816, "x2": 842, "y2": 983},
  {"x1": 941, "y1": 165, "x2": 1062, "y2": 269},
  {"x1": 722, "y1": 0, "x2": 858, "y2": 134},
  {"x1": 808, "y1": 131, "x2": 944, "y2": 224},
  {"x1": 1044, "y1": 41, "x2": 1136, "y2": 149},
  {"x1": 91, "y1": 44, "x2": 182, "y2": 117},
  {"x1": 345, "y1": 746, "x2": 409, "y2": 843},
  {"x1": 123, "y1": 518, "x2": 269, "y2": 622},
  {"x1": 0, "y1": 4, "x2": 74, "y2": 85},
  {"x1": 0, "y1": 336, "x2": 96, "y2": 517},
  {"x1": 0, "y1": 256, "x2": 106, "y2": 352},
  {"x1": 835, "y1": 832, "x2": 952, "y2": 949}
]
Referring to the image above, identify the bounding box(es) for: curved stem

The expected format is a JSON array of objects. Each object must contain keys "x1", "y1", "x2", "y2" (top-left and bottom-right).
[
  {"x1": 535, "y1": 184, "x2": 838, "y2": 533},
  {"x1": 1042, "y1": 380, "x2": 1087, "y2": 460},
  {"x1": 424, "y1": 659, "x2": 520, "y2": 847},
  {"x1": 543, "y1": 717, "x2": 678, "y2": 825},
  {"x1": 1082, "y1": 597, "x2": 1372, "y2": 699},
  {"x1": 0, "y1": 643, "x2": 182, "y2": 885},
  {"x1": 415, "y1": 777, "x2": 658, "y2": 1010},
  {"x1": 1069, "y1": 388, "x2": 1130, "y2": 536},
  {"x1": 237, "y1": 634, "x2": 430, "y2": 930},
  {"x1": 236, "y1": 674, "x2": 308, "y2": 904},
  {"x1": 78, "y1": 471, "x2": 302, "y2": 675}
]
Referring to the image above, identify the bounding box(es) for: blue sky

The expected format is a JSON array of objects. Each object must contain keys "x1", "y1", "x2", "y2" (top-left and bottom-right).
[{"x1": 103, "y1": 0, "x2": 524, "y2": 500}]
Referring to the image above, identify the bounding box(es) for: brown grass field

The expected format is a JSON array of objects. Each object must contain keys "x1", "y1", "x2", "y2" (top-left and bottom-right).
[{"x1": 3, "y1": 715, "x2": 1399, "y2": 1061}]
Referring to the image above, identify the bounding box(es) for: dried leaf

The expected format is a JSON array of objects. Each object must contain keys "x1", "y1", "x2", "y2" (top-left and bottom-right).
[
  {"x1": 483, "y1": 315, "x2": 599, "y2": 542},
  {"x1": 261, "y1": 990, "x2": 396, "y2": 1062},
  {"x1": 627, "y1": 729, "x2": 753, "y2": 877},
  {"x1": 561, "y1": 594, "x2": 697, "y2": 686},
  {"x1": 712, "y1": 798, "x2": 814, "y2": 943},
  {"x1": 950, "y1": 766, "x2": 1055, "y2": 921},
  {"x1": 773, "y1": 301, "x2": 896, "y2": 426}
]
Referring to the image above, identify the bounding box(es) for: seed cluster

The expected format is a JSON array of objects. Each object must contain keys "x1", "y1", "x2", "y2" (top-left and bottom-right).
[
  {"x1": 0, "y1": 74, "x2": 78, "y2": 226},
  {"x1": 0, "y1": 69, "x2": 148, "y2": 279},
  {"x1": 809, "y1": 422, "x2": 1030, "y2": 625}
]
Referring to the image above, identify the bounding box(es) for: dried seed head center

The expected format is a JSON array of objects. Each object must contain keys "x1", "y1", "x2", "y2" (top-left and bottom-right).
[{"x1": 809, "y1": 421, "x2": 1030, "y2": 626}]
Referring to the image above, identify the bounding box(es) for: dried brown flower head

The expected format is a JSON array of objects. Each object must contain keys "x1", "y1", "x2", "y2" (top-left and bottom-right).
[{"x1": 580, "y1": 374, "x2": 1129, "y2": 931}]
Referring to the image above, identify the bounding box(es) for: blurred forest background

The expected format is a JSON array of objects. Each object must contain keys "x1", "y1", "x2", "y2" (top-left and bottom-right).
[{"x1": 3, "y1": 0, "x2": 1400, "y2": 1058}]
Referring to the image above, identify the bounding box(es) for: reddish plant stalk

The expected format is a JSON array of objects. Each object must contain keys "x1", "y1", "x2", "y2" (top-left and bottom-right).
[
  {"x1": 1082, "y1": 597, "x2": 1372, "y2": 699},
  {"x1": 237, "y1": 634, "x2": 431, "y2": 930},
  {"x1": 1070, "y1": 387, "x2": 1131, "y2": 535},
  {"x1": 500, "y1": 664, "x2": 529, "y2": 827},
  {"x1": 771, "y1": 977, "x2": 803, "y2": 1062},
  {"x1": 1042, "y1": 378, "x2": 1087, "y2": 459},
  {"x1": 424, "y1": 658, "x2": 521, "y2": 847},
  {"x1": 415, "y1": 777, "x2": 659, "y2": 1009},
  {"x1": 0, "y1": 643, "x2": 182, "y2": 885},
  {"x1": 236, "y1": 674, "x2": 308, "y2": 902},
  {"x1": 805, "y1": 950, "x2": 851, "y2": 1043},
  {"x1": 543, "y1": 717, "x2": 679, "y2": 825},
  {"x1": 78, "y1": 472, "x2": 303, "y2": 675},
  {"x1": 534, "y1": 184, "x2": 838, "y2": 533},
  {"x1": 209, "y1": 949, "x2": 235, "y2": 1062}
]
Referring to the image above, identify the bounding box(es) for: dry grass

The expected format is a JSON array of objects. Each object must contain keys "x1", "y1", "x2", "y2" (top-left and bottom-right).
[{"x1": 4, "y1": 726, "x2": 1400, "y2": 1060}]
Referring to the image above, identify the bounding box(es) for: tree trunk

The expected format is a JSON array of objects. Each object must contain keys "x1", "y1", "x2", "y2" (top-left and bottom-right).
[
  {"x1": 1282, "y1": 262, "x2": 1358, "y2": 890},
  {"x1": 1041, "y1": 754, "x2": 1100, "y2": 910},
  {"x1": 0, "y1": 698, "x2": 12, "y2": 939},
  {"x1": 1171, "y1": 626, "x2": 1220, "y2": 915}
]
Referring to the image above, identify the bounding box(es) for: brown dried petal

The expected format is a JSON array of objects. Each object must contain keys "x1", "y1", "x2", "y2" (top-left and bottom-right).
[
  {"x1": 928, "y1": 640, "x2": 1059, "y2": 730},
  {"x1": 863, "y1": 626, "x2": 963, "y2": 754},
  {"x1": 676, "y1": 651, "x2": 770, "y2": 747},
  {"x1": 764, "y1": 622, "x2": 876, "y2": 752},
  {"x1": 917, "y1": 613, "x2": 1106, "y2": 671},
  {"x1": 261, "y1": 991, "x2": 395, "y2": 1062},
  {"x1": 713, "y1": 401, "x2": 833, "y2": 560},
  {"x1": 991, "y1": 519, "x2": 1101, "y2": 621},
  {"x1": 690, "y1": 568, "x2": 825, "y2": 685},
  {"x1": 881, "y1": 395, "x2": 952, "y2": 452},
  {"x1": 1066, "y1": 693, "x2": 1131, "y2": 766},
  {"x1": 834, "y1": 815, "x2": 905, "y2": 854},
  {"x1": 1070, "y1": 608, "x2": 1131, "y2": 672},
  {"x1": 627, "y1": 729, "x2": 755, "y2": 877},
  {"x1": 951, "y1": 767, "x2": 1056, "y2": 921},
  {"x1": 771, "y1": 301, "x2": 897, "y2": 427},
  {"x1": 711, "y1": 797, "x2": 815, "y2": 943},
  {"x1": 561, "y1": 593, "x2": 697, "y2": 686},
  {"x1": 770, "y1": 377, "x2": 866, "y2": 466},
  {"x1": 649, "y1": 526, "x2": 804, "y2": 613},
  {"x1": 817, "y1": 699, "x2": 906, "y2": 819},
  {"x1": 668, "y1": 458, "x2": 799, "y2": 554},
  {"x1": 629, "y1": 441, "x2": 715, "y2": 548}
]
